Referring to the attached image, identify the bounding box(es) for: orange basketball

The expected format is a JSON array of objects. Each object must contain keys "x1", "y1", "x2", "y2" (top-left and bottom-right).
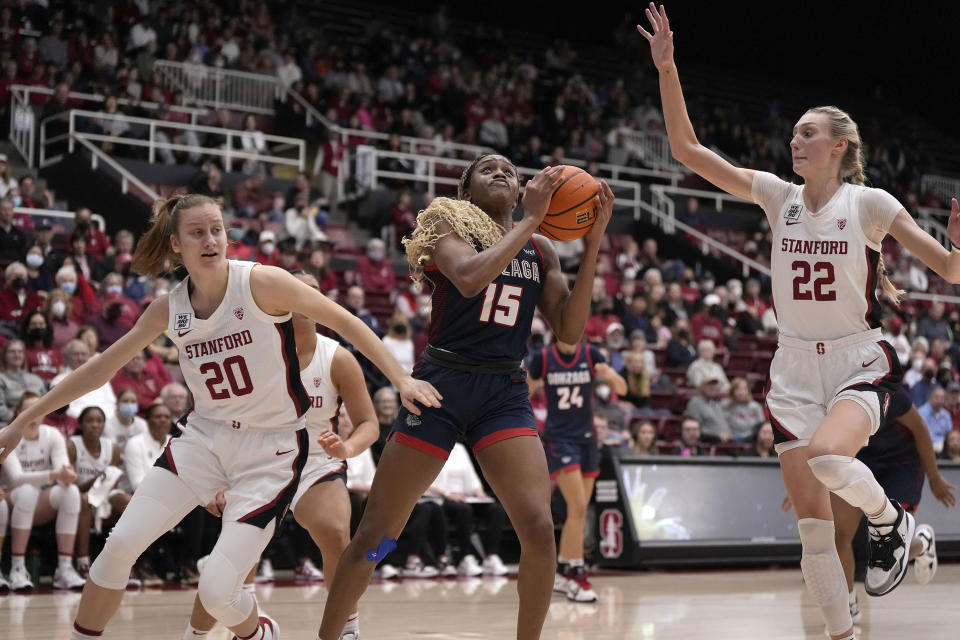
[{"x1": 538, "y1": 165, "x2": 600, "y2": 242}]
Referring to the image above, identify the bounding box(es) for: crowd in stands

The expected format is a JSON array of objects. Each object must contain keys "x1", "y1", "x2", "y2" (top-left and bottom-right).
[{"x1": 1, "y1": 1, "x2": 960, "y2": 587}]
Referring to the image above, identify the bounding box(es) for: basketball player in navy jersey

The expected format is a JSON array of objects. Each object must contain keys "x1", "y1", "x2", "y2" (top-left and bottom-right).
[
  {"x1": 317, "y1": 155, "x2": 614, "y2": 640},
  {"x1": 527, "y1": 339, "x2": 626, "y2": 603},
  {"x1": 831, "y1": 387, "x2": 955, "y2": 620}
]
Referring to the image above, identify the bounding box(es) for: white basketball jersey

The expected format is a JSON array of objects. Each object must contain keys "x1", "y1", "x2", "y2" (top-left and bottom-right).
[
  {"x1": 70, "y1": 436, "x2": 114, "y2": 485},
  {"x1": 15, "y1": 425, "x2": 67, "y2": 475},
  {"x1": 754, "y1": 173, "x2": 900, "y2": 341},
  {"x1": 301, "y1": 334, "x2": 343, "y2": 464},
  {"x1": 167, "y1": 260, "x2": 309, "y2": 431}
]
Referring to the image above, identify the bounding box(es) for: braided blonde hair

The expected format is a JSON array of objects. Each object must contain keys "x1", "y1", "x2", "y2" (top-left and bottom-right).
[
  {"x1": 807, "y1": 106, "x2": 904, "y2": 305},
  {"x1": 402, "y1": 154, "x2": 516, "y2": 284},
  {"x1": 402, "y1": 197, "x2": 505, "y2": 282}
]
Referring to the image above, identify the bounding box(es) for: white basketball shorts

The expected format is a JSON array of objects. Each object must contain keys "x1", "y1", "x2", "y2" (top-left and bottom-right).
[
  {"x1": 764, "y1": 328, "x2": 903, "y2": 455},
  {"x1": 155, "y1": 419, "x2": 308, "y2": 528}
]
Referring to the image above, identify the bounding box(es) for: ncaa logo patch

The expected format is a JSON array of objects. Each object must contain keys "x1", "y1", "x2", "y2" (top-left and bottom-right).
[
  {"x1": 174, "y1": 313, "x2": 192, "y2": 330},
  {"x1": 837, "y1": 218, "x2": 847, "y2": 231},
  {"x1": 313, "y1": 376, "x2": 322, "y2": 388},
  {"x1": 406, "y1": 414, "x2": 422, "y2": 427},
  {"x1": 233, "y1": 306, "x2": 245, "y2": 320}
]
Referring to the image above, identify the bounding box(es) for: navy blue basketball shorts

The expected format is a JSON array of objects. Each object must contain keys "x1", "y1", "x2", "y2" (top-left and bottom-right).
[
  {"x1": 389, "y1": 362, "x2": 539, "y2": 460},
  {"x1": 543, "y1": 438, "x2": 600, "y2": 479},
  {"x1": 869, "y1": 460, "x2": 924, "y2": 514}
]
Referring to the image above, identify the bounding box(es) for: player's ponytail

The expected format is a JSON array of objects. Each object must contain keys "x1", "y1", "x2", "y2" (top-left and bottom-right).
[
  {"x1": 132, "y1": 194, "x2": 218, "y2": 278},
  {"x1": 806, "y1": 106, "x2": 866, "y2": 186},
  {"x1": 877, "y1": 254, "x2": 905, "y2": 306}
]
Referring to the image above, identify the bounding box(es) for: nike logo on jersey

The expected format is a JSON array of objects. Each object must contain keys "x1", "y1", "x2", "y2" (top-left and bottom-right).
[
  {"x1": 785, "y1": 219, "x2": 803, "y2": 226},
  {"x1": 177, "y1": 330, "x2": 192, "y2": 337},
  {"x1": 275, "y1": 448, "x2": 295, "y2": 456},
  {"x1": 861, "y1": 356, "x2": 880, "y2": 368}
]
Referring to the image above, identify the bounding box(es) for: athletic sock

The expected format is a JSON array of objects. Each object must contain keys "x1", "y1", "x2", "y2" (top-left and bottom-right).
[
  {"x1": 342, "y1": 611, "x2": 360, "y2": 635},
  {"x1": 71, "y1": 621, "x2": 103, "y2": 638},
  {"x1": 568, "y1": 558, "x2": 584, "y2": 568},
  {"x1": 59, "y1": 554, "x2": 73, "y2": 570},
  {"x1": 182, "y1": 624, "x2": 209, "y2": 640},
  {"x1": 557, "y1": 555, "x2": 569, "y2": 575},
  {"x1": 866, "y1": 498, "x2": 898, "y2": 526},
  {"x1": 847, "y1": 590, "x2": 856, "y2": 604},
  {"x1": 77, "y1": 555, "x2": 91, "y2": 569},
  {"x1": 11, "y1": 555, "x2": 25, "y2": 571}
]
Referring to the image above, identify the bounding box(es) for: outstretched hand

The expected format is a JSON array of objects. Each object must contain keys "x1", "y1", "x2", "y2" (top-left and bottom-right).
[
  {"x1": 948, "y1": 197, "x2": 960, "y2": 249},
  {"x1": 520, "y1": 165, "x2": 565, "y2": 227},
  {"x1": 636, "y1": 3, "x2": 675, "y2": 72}
]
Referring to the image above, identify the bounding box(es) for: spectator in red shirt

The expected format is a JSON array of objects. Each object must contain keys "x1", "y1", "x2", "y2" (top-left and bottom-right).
[
  {"x1": 307, "y1": 245, "x2": 338, "y2": 297},
  {"x1": 22, "y1": 310, "x2": 62, "y2": 383},
  {"x1": 584, "y1": 297, "x2": 621, "y2": 343},
  {"x1": 0, "y1": 261, "x2": 42, "y2": 325},
  {"x1": 691, "y1": 293, "x2": 725, "y2": 348},
  {"x1": 110, "y1": 350, "x2": 162, "y2": 413},
  {"x1": 253, "y1": 230, "x2": 279, "y2": 266},
  {"x1": 226, "y1": 219, "x2": 254, "y2": 260},
  {"x1": 390, "y1": 189, "x2": 417, "y2": 250},
  {"x1": 65, "y1": 207, "x2": 111, "y2": 260},
  {"x1": 54, "y1": 264, "x2": 97, "y2": 326},
  {"x1": 354, "y1": 238, "x2": 394, "y2": 294}
]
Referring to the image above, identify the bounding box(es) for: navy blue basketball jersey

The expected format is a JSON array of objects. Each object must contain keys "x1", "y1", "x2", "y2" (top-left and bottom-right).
[
  {"x1": 425, "y1": 238, "x2": 544, "y2": 361},
  {"x1": 527, "y1": 343, "x2": 605, "y2": 441},
  {"x1": 858, "y1": 386, "x2": 917, "y2": 466}
]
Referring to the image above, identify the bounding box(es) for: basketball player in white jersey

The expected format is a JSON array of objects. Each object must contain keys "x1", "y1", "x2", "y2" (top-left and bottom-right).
[
  {"x1": 183, "y1": 269, "x2": 379, "y2": 640},
  {"x1": 0, "y1": 194, "x2": 440, "y2": 640},
  {"x1": 638, "y1": 6, "x2": 960, "y2": 640},
  {"x1": 2, "y1": 392, "x2": 86, "y2": 590},
  {"x1": 67, "y1": 406, "x2": 130, "y2": 577}
]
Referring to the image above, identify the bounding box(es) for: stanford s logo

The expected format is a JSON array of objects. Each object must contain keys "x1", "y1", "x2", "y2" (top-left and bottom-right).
[
  {"x1": 599, "y1": 509, "x2": 624, "y2": 559},
  {"x1": 837, "y1": 218, "x2": 847, "y2": 231},
  {"x1": 816, "y1": 342, "x2": 825, "y2": 355}
]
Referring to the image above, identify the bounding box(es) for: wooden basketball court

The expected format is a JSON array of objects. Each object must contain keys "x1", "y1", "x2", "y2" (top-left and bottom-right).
[{"x1": 3, "y1": 565, "x2": 956, "y2": 639}]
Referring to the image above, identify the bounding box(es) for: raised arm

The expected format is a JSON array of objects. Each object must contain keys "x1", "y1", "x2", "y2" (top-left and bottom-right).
[
  {"x1": 888, "y1": 199, "x2": 960, "y2": 284},
  {"x1": 250, "y1": 266, "x2": 441, "y2": 415},
  {"x1": 0, "y1": 298, "x2": 169, "y2": 462},
  {"x1": 637, "y1": 3, "x2": 756, "y2": 201},
  {"x1": 535, "y1": 181, "x2": 614, "y2": 343},
  {"x1": 432, "y1": 166, "x2": 564, "y2": 298}
]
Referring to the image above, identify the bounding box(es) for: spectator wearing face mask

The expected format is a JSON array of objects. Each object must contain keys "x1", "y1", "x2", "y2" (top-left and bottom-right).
[
  {"x1": 666, "y1": 318, "x2": 697, "y2": 368},
  {"x1": 86, "y1": 290, "x2": 137, "y2": 351},
  {"x1": 908, "y1": 357, "x2": 940, "y2": 408},
  {"x1": 23, "y1": 243, "x2": 55, "y2": 293},
  {"x1": 253, "y1": 230, "x2": 279, "y2": 266},
  {"x1": 21, "y1": 309, "x2": 62, "y2": 383},
  {"x1": 110, "y1": 351, "x2": 164, "y2": 413},
  {"x1": 55, "y1": 264, "x2": 98, "y2": 325},
  {"x1": 382, "y1": 311, "x2": 414, "y2": 374},
  {"x1": 51, "y1": 338, "x2": 117, "y2": 418},
  {"x1": 0, "y1": 261, "x2": 42, "y2": 326},
  {"x1": 43, "y1": 289, "x2": 77, "y2": 350},
  {"x1": 103, "y1": 387, "x2": 148, "y2": 455},
  {"x1": 354, "y1": 238, "x2": 394, "y2": 294},
  {"x1": 225, "y1": 219, "x2": 254, "y2": 260}
]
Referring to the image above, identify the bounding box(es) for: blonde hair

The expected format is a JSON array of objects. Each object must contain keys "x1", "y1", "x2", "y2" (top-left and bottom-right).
[
  {"x1": 132, "y1": 194, "x2": 219, "y2": 278},
  {"x1": 806, "y1": 106, "x2": 903, "y2": 305},
  {"x1": 401, "y1": 197, "x2": 505, "y2": 282}
]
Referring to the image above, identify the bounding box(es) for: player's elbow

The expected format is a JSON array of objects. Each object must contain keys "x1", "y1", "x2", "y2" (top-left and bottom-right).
[{"x1": 555, "y1": 326, "x2": 584, "y2": 345}]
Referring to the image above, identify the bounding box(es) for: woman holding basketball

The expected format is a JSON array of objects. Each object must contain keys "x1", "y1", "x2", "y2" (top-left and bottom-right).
[
  {"x1": 638, "y1": 5, "x2": 960, "y2": 640},
  {"x1": 317, "y1": 155, "x2": 614, "y2": 640},
  {"x1": 0, "y1": 194, "x2": 439, "y2": 640}
]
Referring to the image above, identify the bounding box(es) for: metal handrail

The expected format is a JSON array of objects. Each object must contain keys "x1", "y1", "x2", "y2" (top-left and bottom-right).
[
  {"x1": 540, "y1": 154, "x2": 683, "y2": 185},
  {"x1": 70, "y1": 135, "x2": 160, "y2": 201},
  {"x1": 153, "y1": 59, "x2": 282, "y2": 115},
  {"x1": 354, "y1": 145, "x2": 643, "y2": 217},
  {"x1": 53, "y1": 109, "x2": 306, "y2": 171},
  {"x1": 9, "y1": 83, "x2": 207, "y2": 119},
  {"x1": 13, "y1": 206, "x2": 107, "y2": 231}
]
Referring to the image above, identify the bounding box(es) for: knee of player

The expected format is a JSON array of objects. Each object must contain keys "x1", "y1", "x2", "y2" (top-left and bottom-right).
[
  {"x1": 512, "y1": 510, "x2": 555, "y2": 547},
  {"x1": 62, "y1": 483, "x2": 81, "y2": 512},
  {"x1": 310, "y1": 520, "x2": 351, "y2": 551},
  {"x1": 807, "y1": 454, "x2": 855, "y2": 488},
  {"x1": 12, "y1": 484, "x2": 40, "y2": 509}
]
